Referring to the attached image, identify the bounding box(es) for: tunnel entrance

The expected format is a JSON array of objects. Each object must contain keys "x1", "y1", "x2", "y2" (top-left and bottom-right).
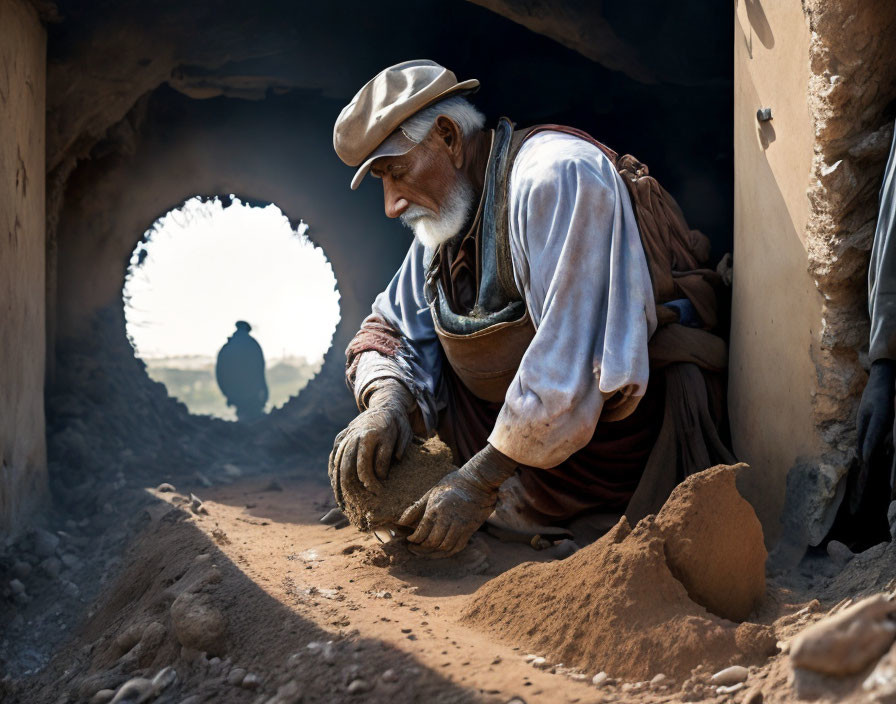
[{"x1": 123, "y1": 196, "x2": 340, "y2": 421}]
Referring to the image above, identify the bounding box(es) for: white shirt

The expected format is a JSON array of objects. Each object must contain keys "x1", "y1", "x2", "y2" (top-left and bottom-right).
[{"x1": 355, "y1": 131, "x2": 657, "y2": 469}]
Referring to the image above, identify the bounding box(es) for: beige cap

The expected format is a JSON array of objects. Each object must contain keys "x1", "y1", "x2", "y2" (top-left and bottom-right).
[{"x1": 334, "y1": 59, "x2": 479, "y2": 189}]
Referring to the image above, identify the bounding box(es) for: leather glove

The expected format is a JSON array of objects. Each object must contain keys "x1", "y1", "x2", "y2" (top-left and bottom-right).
[
  {"x1": 857, "y1": 359, "x2": 896, "y2": 463},
  {"x1": 396, "y1": 443, "x2": 517, "y2": 557},
  {"x1": 329, "y1": 379, "x2": 414, "y2": 499}
]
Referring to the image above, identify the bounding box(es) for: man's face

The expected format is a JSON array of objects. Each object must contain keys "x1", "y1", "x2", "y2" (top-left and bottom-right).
[{"x1": 369, "y1": 120, "x2": 475, "y2": 249}]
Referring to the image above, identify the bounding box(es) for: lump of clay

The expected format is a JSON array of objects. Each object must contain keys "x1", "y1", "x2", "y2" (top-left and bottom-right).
[
  {"x1": 790, "y1": 594, "x2": 896, "y2": 676},
  {"x1": 336, "y1": 437, "x2": 456, "y2": 531},
  {"x1": 461, "y1": 466, "x2": 776, "y2": 680},
  {"x1": 655, "y1": 464, "x2": 767, "y2": 622}
]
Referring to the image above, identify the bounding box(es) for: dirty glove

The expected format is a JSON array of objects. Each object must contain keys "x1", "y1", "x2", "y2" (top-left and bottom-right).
[
  {"x1": 396, "y1": 443, "x2": 517, "y2": 557},
  {"x1": 329, "y1": 379, "x2": 414, "y2": 498},
  {"x1": 857, "y1": 359, "x2": 896, "y2": 463}
]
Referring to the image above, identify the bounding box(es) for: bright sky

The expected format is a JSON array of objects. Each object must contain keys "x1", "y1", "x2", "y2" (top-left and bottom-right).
[{"x1": 124, "y1": 196, "x2": 340, "y2": 363}]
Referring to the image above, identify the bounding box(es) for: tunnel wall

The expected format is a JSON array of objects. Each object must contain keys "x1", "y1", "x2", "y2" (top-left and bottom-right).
[
  {"x1": 0, "y1": 0, "x2": 47, "y2": 539},
  {"x1": 729, "y1": 0, "x2": 821, "y2": 543},
  {"x1": 731, "y1": 0, "x2": 896, "y2": 553}
]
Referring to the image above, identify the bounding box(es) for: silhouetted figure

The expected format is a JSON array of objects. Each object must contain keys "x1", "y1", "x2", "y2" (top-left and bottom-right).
[{"x1": 216, "y1": 321, "x2": 268, "y2": 422}]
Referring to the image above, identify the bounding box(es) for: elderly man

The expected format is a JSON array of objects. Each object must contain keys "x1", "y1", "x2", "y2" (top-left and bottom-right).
[{"x1": 330, "y1": 60, "x2": 731, "y2": 556}]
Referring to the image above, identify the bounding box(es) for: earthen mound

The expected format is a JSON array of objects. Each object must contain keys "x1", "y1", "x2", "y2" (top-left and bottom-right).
[
  {"x1": 338, "y1": 437, "x2": 456, "y2": 531},
  {"x1": 461, "y1": 465, "x2": 775, "y2": 680},
  {"x1": 656, "y1": 464, "x2": 766, "y2": 621}
]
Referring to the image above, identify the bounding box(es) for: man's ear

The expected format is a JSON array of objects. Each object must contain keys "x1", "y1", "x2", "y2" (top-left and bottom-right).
[{"x1": 433, "y1": 115, "x2": 464, "y2": 168}]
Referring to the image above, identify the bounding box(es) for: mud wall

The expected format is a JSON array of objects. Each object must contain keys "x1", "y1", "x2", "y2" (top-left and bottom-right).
[
  {"x1": 731, "y1": 0, "x2": 896, "y2": 551},
  {"x1": 0, "y1": 0, "x2": 47, "y2": 539}
]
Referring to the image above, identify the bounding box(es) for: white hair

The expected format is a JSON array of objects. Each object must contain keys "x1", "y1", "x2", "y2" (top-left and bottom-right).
[
  {"x1": 400, "y1": 174, "x2": 476, "y2": 249},
  {"x1": 400, "y1": 96, "x2": 486, "y2": 144}
]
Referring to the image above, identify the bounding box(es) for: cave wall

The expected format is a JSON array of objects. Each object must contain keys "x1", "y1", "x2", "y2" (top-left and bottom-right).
[
  {"x1": 731, "y1": 0, "x2": 896, "y2": 554},
  {"x1": 0, "y1": 0, "x2": 47, "y2": 539}
]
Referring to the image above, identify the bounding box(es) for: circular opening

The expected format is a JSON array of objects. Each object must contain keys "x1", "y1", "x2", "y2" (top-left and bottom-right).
[{"x1": 123, "y1": 195, "x2": 341, "y2": 421}]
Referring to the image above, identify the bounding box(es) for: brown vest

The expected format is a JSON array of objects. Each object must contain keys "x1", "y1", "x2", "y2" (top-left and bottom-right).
[{"x1": 425, "y1": 117, "x2": 720, "y2": 404}]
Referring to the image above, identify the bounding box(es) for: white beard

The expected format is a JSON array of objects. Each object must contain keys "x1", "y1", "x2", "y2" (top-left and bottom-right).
[{"x1": 400, "y1": 176, "x2": 475, "y2": 250}]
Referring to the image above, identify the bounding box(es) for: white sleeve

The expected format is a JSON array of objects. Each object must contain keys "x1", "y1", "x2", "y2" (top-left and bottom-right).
[{"x1": 488, "y1": 132, "x2": 657, "y2": 468}]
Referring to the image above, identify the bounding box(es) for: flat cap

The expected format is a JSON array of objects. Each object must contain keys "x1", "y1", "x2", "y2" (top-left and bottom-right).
[{"x1": 334, "y1": 60, "x2": 479, "y2": 189}]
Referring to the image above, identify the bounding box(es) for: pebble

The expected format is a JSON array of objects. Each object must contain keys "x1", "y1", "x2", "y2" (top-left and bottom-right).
[
  {"x1": 9, "y1": 579, "x2": 25, "y2": 595},
  {"x1": 347, "y1": 678, "x2": 370, "y2": 694},
  {"x1": 592, "y1": 671, "x2": 609, "y2": 686},
  {"x1": 61, "y1": 554, "x2": 82, "y2": 570},
  {"x1": 12, "y1": 561, "x2": 31, "y2": 579},
  {"x1": 33, "y1": 529, "x2": 60, "y2": 557},
  {"x1": 651, "y1": 673, "x2": 668, "y2": 685},
  {"x1": 531, "y1": 657, "x2": 549, "y2": 669},
  {"x1": 190, "y1": 494, "x2": 209, "y2": 515},
  {"x1": 265, "y1": 680, "x2": 302, "y2": 704},
  {"x1": 155, "y1": 483, "x2": 175, "y2": 492},
  {"x1": 63, "y1": 580, "x2": 81, "y2": 598},
  {"x1": 241, "y1": 672, "x2": 261, "y2": 690},
  {"x1": 717, "y1": 682, "x2": 745, "y2": 695},
  {"x1": 41, "y1": 556, "x2": 62, "y2": 578},
  {"x1": 710, "y1": 665, "x2": 749, "y2": 686},
  {"x1": 151, "y1": 666, "x2": 177, "y2": 690},
  {"x1": 320, "y1": 508, "x2": 348, "y2": 527},
  {"x1": 826, "y1": 540, "x2": 854, "y2": 566},
  {"x1": 227, "y1": 667, "x2": 247, "y2": 686},
  {"x1": 381, "y1": 669, "x2": 399, "y2": 683},
  {"x1": 109, "y1": 677, "x2": 154, "y2": 704},
  {"x1": 89, "y1": 690, "x2": 115, "y2": 704}
]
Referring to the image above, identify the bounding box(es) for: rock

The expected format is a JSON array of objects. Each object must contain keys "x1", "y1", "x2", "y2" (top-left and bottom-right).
[
  {"x1": 263, "y1": 479, "x2": 283, "y2": 492},
  {"x1": 170, "y1": 591, "x2": 227, "y2": 655},
  {"x1": 710, "y1": 665, "x2": 749, "y2": 686},
  {"x1": 61, "y1": 553, "x2": 82, "y2": 570},
  {"x1": 790, "y1": 594, "x2": 896, "y2": 676},
  {"x1": 346, "y1": 678, "x2": 370, "y2": 694},
  {"x1": 655, "y1": 466, "x2": 766, "y2": 622},
  {"x1": 41, "y1": 556, "x2": 62, "y2": 578},
  {"x1": 63, "y1": 580, "x2": 81, "y2": 598},
  {"x1": 548, "y1": 539, "x2": 580, "y2": 560},
  {"x1": 826, "y1": 540, "x2": 854, "y2": 566},
  {"x1": 189, "y1": 494, "x2": 209, "y2": 515},
  {"x1": 155, "y1": 483, "x2": 175, "y2": 492},
  {"x1": 89, "y1": 690, "x2": 116, "y2": 704},
  {"x1": 12, "y1": 560, "x2": 32, "y2": 579},
  {"x1": 110, "y1": 677, "x2": 154, "y2": 704},
  {"x1": 741, "y1": 686, "x2": 763, "y2": 704},
  {"x1": 221, "y1": 463, "x2": 242, "y2": 478},
  {"x1": 151, "y1": 666, "x2": 177, "y2": 691},
  {"x1": 33, "y1": 528, "x2": 60, "y2": 557},
  {"x1": 319, "y1": 508, "x2": 348, "y2": 526},
  {"x1": 530, "y1": 657, "x2": 548, "y2": 669},
  {"x1": 888, "y1": 501, "x2": 896, "y2": 541},
  {"x1": 651, "y1": 673, "x2": 667, "y2": 685},
  {"x1": 717, "y1": 682, "x2": 745, "y2": 695},
  {"x1": 241, "y1": 673, "x2": 261, "y2": 690},
  {"x1": 592, "y1": 671, "x2": 609, "y2": 686},
  {"x1": 227, "y1": 668, "x2": 246, "y2": 686},
  {"x1": 265, "y1": 681, "x2": 302, "y2": 704},
  {"x1": 381, "y1": 669, "x2": 399, "y2": 683},
  {"x1": 9, "y1": 578, "x2": 25, "y2": 595}
]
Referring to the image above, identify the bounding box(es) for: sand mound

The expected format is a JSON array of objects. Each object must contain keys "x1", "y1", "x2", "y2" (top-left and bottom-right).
[
  {"x1": 656, "y1": 464, "x2": 767, "y2": 621},
  {"x1": 337, "y1": 437, "x2": 456, "y2": 531},
  {"x1": 461, "y1": 465, "x2": 775, "y2": 680}
]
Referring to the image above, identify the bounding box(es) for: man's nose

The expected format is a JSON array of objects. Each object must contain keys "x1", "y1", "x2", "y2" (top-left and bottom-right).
[{"x1": 383, "y1": 182, "x2": 409, "y2": 219}]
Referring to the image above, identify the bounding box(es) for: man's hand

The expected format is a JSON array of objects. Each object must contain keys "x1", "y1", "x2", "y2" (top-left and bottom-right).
[
  {"x1": 329, "y1": 380, "x2": 414, "y2": 499},
  {"x1": 857, "y1": 359, "x2": 896, "y2": 463},
  {"x1": 397, "y1": 444, "x2": 517, "y2": 557}
]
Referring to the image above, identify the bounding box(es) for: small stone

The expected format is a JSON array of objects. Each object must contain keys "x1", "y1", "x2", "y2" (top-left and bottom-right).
[
  {"x1": 320, "y1": 508, "x2": 348, "y2": 527},
  {"x1": 592, "y1": 671, "x2": 609, "y2": 686},
  {"x1": 222, "y1": 463, "x2": 242, "y2": 478},
  {"x1": 531, "y1": 657, "x2": 548, "y2": 669},
  {"x1": 382, "y1": 669, "x2": 399, "y2": 683},
  {"x1": 151, "y1": 666, "x2": 177, "y2": 691},
  {"x1": 89, "y1": 690, "x2": 115, "y2": 704},
  {"x1": 241, "y1": 673, "x2": 261, "y2": 690},
  {"x1": 347, "y1": 678, "x2": 370, "y2": 694},
  {"x1": 61, "y1": 554, "x2": 82, "y2": 570},
  {"x1": 33, "y1": 528, "x2": 60, "y2": 557},
  {"x1": 9, "y1": 578, "x2": 25, "y2": 595},
  {"x1": 41, "y1": 556, "x2": 62, "y2": 578},
  {"x1": 63, "y1": 580, "x2": 80, "y2": 598},
  {"x1": 263, "y1": 480, "x2": 283, "y2": 492},
  {"x1": 12, "y1": 561, "x2": 31, "y2": 579},
  {"x1": 826, "y1": 540, "x2": 854, "y2": 566},
  {"x1": 227, "y1": 668, "x2": 246, "y2": 686},
  {"x1": 265, "y1": 680, "x2": 302, "y2": 704},
  {"x1": 548, "y1": 539, "x2": 580, "y2": 560},
  {"x1": 651, "y1": 673, "x2": 668, "y2": 685},
  {"x1": 170, "y1": 591, "x2": 227, "y2": 654},
  {"x1": 710, "y1": 665, "x2": 749, "y2": 686},
  {"x1": 888, "y1": 501, "x2": 896, "y2": 541},
  {"x1": 156, "y1": 483, "x2": 176, "y2": 493},
  {"x1": 717, "y1": 682, "x2": 745, "y2": 695},
  {"x1": 110, "y1": 677, "x2": 153, "y2": 704},
  {"x1": 190, "y1": 494, "x2": 209, "y2": 515}
]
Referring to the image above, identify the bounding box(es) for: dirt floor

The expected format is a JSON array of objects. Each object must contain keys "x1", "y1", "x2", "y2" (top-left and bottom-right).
[{"x1": 4, "y1": 330, "x2": 896, "y2": 703}]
